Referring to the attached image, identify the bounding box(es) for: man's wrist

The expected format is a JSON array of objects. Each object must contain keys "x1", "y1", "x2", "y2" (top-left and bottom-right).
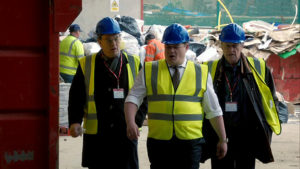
[
  {"x1": 126, "y1": 118, "x2": 136, "y2": 125},
  {"x1": 219, "y1": 138, "x2": 228, "y2": 143}
]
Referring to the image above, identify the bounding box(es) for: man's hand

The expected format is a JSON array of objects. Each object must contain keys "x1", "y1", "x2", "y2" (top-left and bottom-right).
[
  {"x1": 124, "y1": 102, "x2": 140, "y2": 140},
  {"x1": 126, "y1": 122, "x2": 140, "y2": 140},
  {"x1": 70, "y1": 123, "x2": 82, "y2": 137},
  {"x1": 216, "y1": 140, "x2": 227, "y2": 159},
  {"x1": 209, "y1": 116, "x2": 227, "y2": 159}
]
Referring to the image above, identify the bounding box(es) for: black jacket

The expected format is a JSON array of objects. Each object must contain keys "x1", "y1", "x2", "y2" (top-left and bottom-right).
[
  {"x1": 201, "y1": 54, "x2": 279, "y2": 163},
  {"x1": 68, "y1": 51, "x2": 147, "y2": 167}
]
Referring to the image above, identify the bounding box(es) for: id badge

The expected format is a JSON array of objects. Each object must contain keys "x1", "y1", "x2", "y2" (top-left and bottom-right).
[
  {"x1": 225, "y1": 102, "x2": 238, "y2": 112},
  {"x1": 113, "y1": 88, "x2": 124, "y2": 99}
]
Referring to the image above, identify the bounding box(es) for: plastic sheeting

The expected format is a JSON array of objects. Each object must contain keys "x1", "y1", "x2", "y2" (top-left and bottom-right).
[
  {"x1": 188, "y1": 42, "x2": 206, "y2": 56},
  {"x1": 115, "y1": 16, "x2": 143, "y2": 46},
  {"x1": 196, "y1": 46, "x2": 221, "y2": 63},
  {"x1": 144, "y1": 24, "x2": 166, "y2": 41},
  {"x1": 83, "y1": 42, "x2": 101, "y2": 56},
  {"x1": 120, "y1": 31, "x2": 140, "y2": 56}
]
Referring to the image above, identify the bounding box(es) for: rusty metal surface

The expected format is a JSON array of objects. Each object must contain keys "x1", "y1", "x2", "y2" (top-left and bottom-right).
[
  {"x1": 267, "y1": 53, "x2": 300, "y2": 102},
  {"x1": 0, "y1": 0, "x2": 82, "y2": 168}
]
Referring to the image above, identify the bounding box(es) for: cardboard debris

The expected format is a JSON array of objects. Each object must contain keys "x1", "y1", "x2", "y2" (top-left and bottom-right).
[
  {"x1": 241, "y1": 21, "x2": 300, "y2": 58},
  {"x1": 192, "y1": 20, "x2": 300, "y2": 61},
  {"x1": 243, "y1": 20, "x2": 274, "y2": 33},
  {"x1": 269, "y1": 40, "x2": 300, "y2": 54},
  {"x1": 269, "y1": 25, "x2": 300, "y2": 42},
  {"x1": 242, "y1": 47, "x2": 272, "y2": 60},
  {"x1": 244, "y1": 38, "x2": 261, "y2": 47}
]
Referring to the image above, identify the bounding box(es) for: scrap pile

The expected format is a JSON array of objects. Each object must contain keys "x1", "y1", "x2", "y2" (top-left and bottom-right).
[
  {"x1": 242, "y1": 20, "x2": 300, "y2": 60},
  {"x1": 192, "y1": 20, "x2": 300, "y2": 62},
  {"x1": 60, "y1": 16, "x2": 299, "y2": 63}
]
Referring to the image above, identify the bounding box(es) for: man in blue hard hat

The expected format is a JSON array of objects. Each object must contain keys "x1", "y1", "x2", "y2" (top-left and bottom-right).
[
  {"x1": 68, "y1": 17, "x2": 147, "y2": 169},
  {"x1": 124, "y1": 23, "x2": 227, "y2": 169},
  {"x1": 202, "y1": 23, "x2": 281, "y2": 169},
  {"x1": 59, "y1": 24, "x2": 84, "y2": 83}
]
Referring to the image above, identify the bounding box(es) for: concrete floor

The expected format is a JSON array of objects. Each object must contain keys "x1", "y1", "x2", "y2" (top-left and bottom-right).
[{"x1": 59, "y1": 119, "x2": 300, "y2": 169}]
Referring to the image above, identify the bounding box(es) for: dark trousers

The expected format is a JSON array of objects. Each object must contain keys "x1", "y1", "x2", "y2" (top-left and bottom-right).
[
  {"x1": 211, "y1": 149, "x2": 255, "y2": 169},
  {"x1": 210, "y1": 123, "x2": 258, "y2": 169},
  {"x1": 147, "y1": 136, "x2": 203, "y2": 169},
  {"x1": 82, "y1": 134, "x2": 138, "y2": 169}
]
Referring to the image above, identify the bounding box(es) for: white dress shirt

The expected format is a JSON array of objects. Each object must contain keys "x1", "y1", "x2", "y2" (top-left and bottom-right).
[{"x1": 125, "y1": 59, "x2": 223, "y2": 119}]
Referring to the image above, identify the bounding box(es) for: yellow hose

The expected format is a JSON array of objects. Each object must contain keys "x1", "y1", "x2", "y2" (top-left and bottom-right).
[
  {"x1": 217, "y1": 0, "x2": 234, "y2": 23},
  {"x1": 215, "y1": 24, "x2": 230, "y2": 29},
  {"x1": 217, "y1": 11, "x2": 222, "y2": 30}
]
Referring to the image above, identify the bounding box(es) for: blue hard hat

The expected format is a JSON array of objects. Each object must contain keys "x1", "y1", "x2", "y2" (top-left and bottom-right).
[
  {"x1": 96, "y1": 17, "x2": 121, "y2": 35},
  {"x1": 219, "y1": 23, "x2": 245, "y2": 43},
  {"x1": 162, "y1": 23, "x2": 189, "y2": 44},
  {"x1": 69, "y1": 24, "x2": 82, "y2": 32}
]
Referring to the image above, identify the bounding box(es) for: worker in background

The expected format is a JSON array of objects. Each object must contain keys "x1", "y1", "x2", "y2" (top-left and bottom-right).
[
  {"x1": 202, "y1": 23, "x2": 281, "y2": 169},
  {"x1": 124, "y1": 23, "x2": 227, "y2": 169},
  {"x1": 144, "y1": 33, "x2": 165, "y2": 62},
  {"x1": 68, "y1": 17, "x2": 147, "y2": 169},
  {"x1": 59, "y1": 24, "x2": 84, "y2": 83}
]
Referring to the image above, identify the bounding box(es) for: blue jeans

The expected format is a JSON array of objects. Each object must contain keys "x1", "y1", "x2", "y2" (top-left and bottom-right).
[{"x1": 60, "y1": 73, "x2": 74, "y2": 83}]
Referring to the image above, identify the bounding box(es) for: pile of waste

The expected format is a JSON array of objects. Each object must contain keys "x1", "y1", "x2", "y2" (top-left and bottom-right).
[
  {"x1": 191, "y1": 20, "x2": 300, "y2": 62},
  {"x1": 60, "y1": 16, "x2": 300, "y2": 64}
]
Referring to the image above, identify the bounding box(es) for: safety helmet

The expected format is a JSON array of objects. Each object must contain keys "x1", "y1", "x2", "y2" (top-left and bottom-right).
[
  {"x1": 96, "y1": 17, "x2": 121, "y2": 35},
  {"x1": 219, "y1": 23, "x2": 245, "y2": 43},
  {"x1": 69, "y1": 24, "x2": 82, "y2": 32},
  {"x1": 162, "y1": 23, "x2": 189, "y2": 44}
]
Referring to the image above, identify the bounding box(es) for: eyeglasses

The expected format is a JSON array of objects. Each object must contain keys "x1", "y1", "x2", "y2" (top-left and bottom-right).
[
  {"x1": 165, "y1": 44, "x2": 186, "y2": 50},
  {"x1": 221, "y1": 42, "x2": 242, "y2": 49},
  {"x1": 101, "y1": 35, "x2": 121, "y2": 44}
]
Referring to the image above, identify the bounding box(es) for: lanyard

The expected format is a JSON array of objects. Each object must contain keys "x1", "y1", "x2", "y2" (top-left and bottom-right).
[
  {"x1": 224, "y1": 72, "x2": 240, "y2": 102},
  {"x1": 104, "y1": 54, "x2": 123, "y2": 88}
]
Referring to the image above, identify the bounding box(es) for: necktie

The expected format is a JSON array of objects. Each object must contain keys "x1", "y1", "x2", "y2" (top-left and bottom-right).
[{"x1": 172, "y1": 66, "x2": 180, "y2": 91}]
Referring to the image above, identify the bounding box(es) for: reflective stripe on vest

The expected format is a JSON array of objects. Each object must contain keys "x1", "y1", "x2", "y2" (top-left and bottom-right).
[
  {"x1": 247, "y1": 57, "x2": 266, "y2": 81},
  {"x1": 247, "y1": 57, "x2": 281, "y2": 135},
  {"x1": 206, "y1": 57, "x2": 281, "y2": 135},
  {"x1": 60, "y1": 39, "x2": 83, "y2": 57},
  {"x1": 60, "y1": 36, "x2": 84, "y2": 75},
  {"x1": 145, "y1": 60, "x2": 208, "y2": 140},
  {"x1": 79, "y1": 51, "x2": 140, "y2": 134},
  {"x1": 204, "y1": 60, "x2": 218, "y2": 80}
]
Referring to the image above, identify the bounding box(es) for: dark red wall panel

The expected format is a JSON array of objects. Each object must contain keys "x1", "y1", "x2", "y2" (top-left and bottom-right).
[
  {"x1": 267, "y1": 53, "x2": 300, "y2": 102},
  {"x1": 0, "y1": 0, "x2": 82, "y2": 168}
]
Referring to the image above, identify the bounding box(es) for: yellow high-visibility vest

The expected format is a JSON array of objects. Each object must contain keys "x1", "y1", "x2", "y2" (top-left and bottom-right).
[
  {"x1": 79, "y1": 51, "x2": 140, "y2": 134},
  {"x1": 204, "y1": 57, "x2": 281, "y2": 135},
  {"x1": 145, "y1": 60, "x2": 208, "y2": 140},
  {"x1": 60, "y1": 35, "x2": 84, "y2": 75}
]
